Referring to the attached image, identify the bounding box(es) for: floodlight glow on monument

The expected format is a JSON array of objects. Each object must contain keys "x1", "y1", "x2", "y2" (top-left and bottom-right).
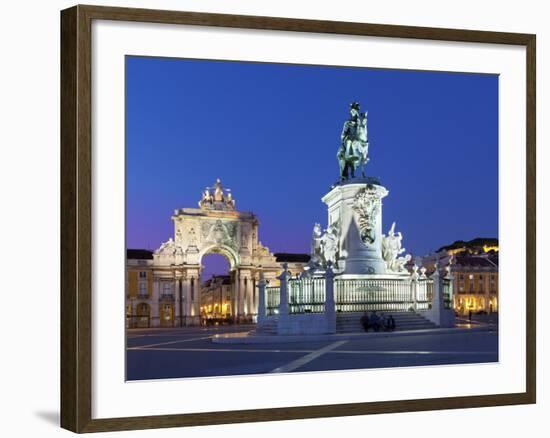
[
  {"x1": 152, "y1": 101, "x2": 455, "y2": 335},
  {"x1": 310, "y1": 101, "x2": 411, "y2": 277},
  {"x1": 255, "y1": 102, "x2": 455, "y2": 336}
]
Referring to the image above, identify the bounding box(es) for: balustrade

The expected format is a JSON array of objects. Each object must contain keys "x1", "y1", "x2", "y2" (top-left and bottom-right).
[{"x1": 262, "y1": 276, "x2": 434, "y2": 315}]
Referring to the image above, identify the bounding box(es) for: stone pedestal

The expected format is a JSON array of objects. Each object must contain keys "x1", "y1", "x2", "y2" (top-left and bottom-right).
[{"x1": 322, "y1": 177, "x2": 388, "y2": 275}]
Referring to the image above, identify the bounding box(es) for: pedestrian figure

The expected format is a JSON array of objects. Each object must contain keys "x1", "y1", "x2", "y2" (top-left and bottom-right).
[
  {"x1": 380, "y1": 313, "x2": 388, "y2": 331},
  {"x1": 388, "y1": 315, "x2": 396, "y2": 331},
  {"x1": 370, "y1": 311, "x2": 380, "y2": 332},
  {"x1": 360, "y1": 312, "x2": 370, "y2": 332}
]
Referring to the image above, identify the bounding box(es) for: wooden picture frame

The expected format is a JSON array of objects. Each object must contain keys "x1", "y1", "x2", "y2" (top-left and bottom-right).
[{"x1": 60, "y1": 4, "x2": 536, "y2": 433}]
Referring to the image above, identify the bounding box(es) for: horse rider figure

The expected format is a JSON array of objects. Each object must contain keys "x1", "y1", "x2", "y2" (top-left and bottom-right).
[{"x1": 337, "y1": 101, "x2": 370, "y2": 180}]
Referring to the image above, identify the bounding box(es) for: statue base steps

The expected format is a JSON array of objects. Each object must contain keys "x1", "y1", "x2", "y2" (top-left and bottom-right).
[{"x1": 336, "y1": 311, "x2": 437, "y2": 333}]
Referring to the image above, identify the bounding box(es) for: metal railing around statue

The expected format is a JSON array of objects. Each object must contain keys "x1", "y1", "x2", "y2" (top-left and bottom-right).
[
  {"x1": 262, "y1": 275, "x2": 434, "y2": 316},
  {"x1": 442, "y1": 278, "x2": 453, "y2": 309},
  {"x1": 288, "y1": 277, "x2": 326, "y2": 314},
  {"x1": 335, "y1": 278, "x2": 428, "y2": 312},
  {"x1": 424, "y1": 280, "x2": 434, "y2": 307},
  {"x1": 266, "y1": 285, "x2": 280, "y2": 316},
  {"x1": 337, "y1": 277, "x2": 433, "y2": 312}
]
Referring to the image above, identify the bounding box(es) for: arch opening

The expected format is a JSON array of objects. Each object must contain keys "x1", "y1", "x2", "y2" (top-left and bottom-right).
[{"x1": 200, "y1": 250, "x2": 234, "y2": 323}]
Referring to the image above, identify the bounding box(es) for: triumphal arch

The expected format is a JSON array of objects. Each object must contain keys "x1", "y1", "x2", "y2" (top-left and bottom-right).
[{"x1": 152, "y1": 179, "x2": 280, "y2": 326}]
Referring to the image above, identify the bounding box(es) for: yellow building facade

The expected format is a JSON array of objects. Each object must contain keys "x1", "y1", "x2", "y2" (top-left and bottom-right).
[
  {"x1": 423, "y1": 239, "x2": 499, "y2": 316},
  {"x1": 126, "y1": 250, "x2": 155, "y2": 328},
  {"x1": 200, "y1": 275, "x2": 233, "y2": 321},
  {"x1": 453, "y1": 256, "x2": 499, "y2": 315}
]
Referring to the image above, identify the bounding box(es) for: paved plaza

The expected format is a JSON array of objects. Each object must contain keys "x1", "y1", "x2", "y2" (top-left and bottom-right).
[{"x1": 126, "y1": 323, "x2": 498, "y2": 381}]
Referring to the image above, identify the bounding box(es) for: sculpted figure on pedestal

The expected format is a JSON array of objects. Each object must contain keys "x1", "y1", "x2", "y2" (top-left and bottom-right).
[
  {"x1": 213, "y1": 178, "x2": 224, "y2": 202},
  {"x1": 155, "y1": 237, "x2": 184, "y2": 257},
  {"x1": 226, "y1": 191, "x2": 235, "y2": 209},
  {"x1": 199, "y1": 189, "x2": 213, "y2": 208},
  {"x1": 337, "y1": 101, "x2": 370, "y2": 180},
  {"x1": 321, "y1": 222, "x2": 340, "y2": 265},
  {"x1": 381, "y1": 222, "x2": 411, "y2": 273},
  {"x1": 301, "y1": 223, "x2": 325, "y2": 277},
  {"x1": 310, "y1": 223, "x2": 323, "y2": 266},
  {"x1": 188, "y1": 227, "x2": 198, "y2": 247},
  {"x1": 393, "y1": 254, "x2": 411, "y2": 273}
]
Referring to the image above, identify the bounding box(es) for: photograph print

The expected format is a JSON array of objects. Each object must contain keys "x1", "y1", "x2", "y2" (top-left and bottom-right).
[{"x1": 125, "y1": 56, "x2": 499, "y2": 381}]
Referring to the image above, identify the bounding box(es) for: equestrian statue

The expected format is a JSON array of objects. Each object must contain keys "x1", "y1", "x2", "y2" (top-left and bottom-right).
[{"x1": 337, "y1": 101, "x2": 370, "y2": 180}]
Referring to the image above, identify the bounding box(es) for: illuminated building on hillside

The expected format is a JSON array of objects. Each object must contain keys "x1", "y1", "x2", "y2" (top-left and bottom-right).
[{"x1": 437, "y1": 237, "x2": 499, "y2": 256}]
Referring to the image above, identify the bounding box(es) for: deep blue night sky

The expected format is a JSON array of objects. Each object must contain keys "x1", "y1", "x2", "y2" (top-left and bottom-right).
[{"x1": 126, "y1": 56, "x2": 498, "y2": 277}]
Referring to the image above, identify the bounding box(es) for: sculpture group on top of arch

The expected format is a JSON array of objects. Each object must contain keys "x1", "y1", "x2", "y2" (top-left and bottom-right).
[
  {"x1": 199, "y1": 178, "x2": 236, "y2": 211},
  {"x1": 153, "y1": 178, "x2": 277, "y2": 269}
]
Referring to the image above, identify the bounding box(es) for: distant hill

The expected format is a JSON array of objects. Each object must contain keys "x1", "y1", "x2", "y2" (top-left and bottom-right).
[{"x1": 437, "y1": 237, "x2": 498, "y2": 254}]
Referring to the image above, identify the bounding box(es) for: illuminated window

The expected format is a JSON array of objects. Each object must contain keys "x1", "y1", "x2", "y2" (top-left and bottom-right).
[
  {"x1": 163, "y1": 304, "x2": 172, "y2": 320},
  {"x1": 138, "y1": 282, "x2": 147, "y2": 295},
  {"x1": 137, "y1": 303, "x2": 149, "y2": 316}
]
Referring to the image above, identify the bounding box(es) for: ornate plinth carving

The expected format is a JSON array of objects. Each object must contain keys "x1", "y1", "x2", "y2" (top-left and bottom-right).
[{"x1": 352, "y1": 185, "x2": 382, "y2": 245}]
